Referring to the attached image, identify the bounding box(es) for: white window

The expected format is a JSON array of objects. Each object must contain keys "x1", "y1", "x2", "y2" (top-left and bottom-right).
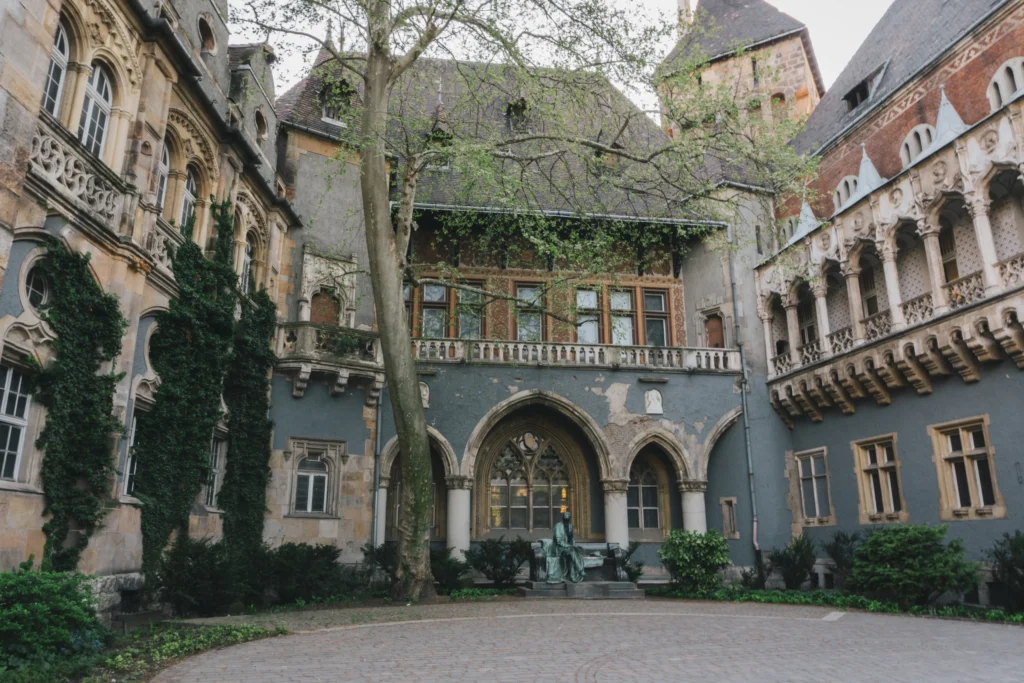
[
  {"x1": 239, "y1": 234, "x2": 255, "y2": 294},
  {"x1": 944, "y1": 424, "x2": 997, "y2": 509},
  {"x1": 42, "y1": 23, "x2": 69, "y2": 117},
  {"x1": 855, "y1": 438, "x2": 903, "y2": 520},
  {"x1": 900, "y1": 124, "x2": 936, "y2": 168},
  {"x1": 797, "y1": 297, "x2": 817, "y2": 346},
  {"x1": 832, "y1": 175, "x2": 859, "y2": 213},
  {"x1": 156, "y1": 144, "x2": 169, "y2": 211},
  {"x1": 575, "y1": 289, "x2": 600, "y2": 344},
  {"x1": 421, "y1": 283, "x2": 448, "y2": 338},
  {"x1": 627, "y1": 462, "x2": 660, "y2": 531},
  {"x1": 515, "y1": 285, "x2": 543, "y2": 342},
  {"x1": 25, "y1": 265, "x2": 49, "y2": 311},
  {"x1": 206, "y1": 437, "x2": 225, "y2": 507},
  {"x1": 123, "y1": 414, "x2": 140, "y2": 496},
  {"x1": 642, "y1": 291, "x2": 669, "y2": 347},
  {"x1": 180, "y1": 167, "x2": 198, "y2": 227},
  {"x1": 0, "y1": 365, "x2": 30, "y2": 481},
  {"x1": 987, "y1": 57, "x2": 1024, "y2": 112},
  {"x1": 859, "y1": 265, "x2": 879, "y2": 317},
  {"x1": 78, "y1": 63, "x2": 112, "y2": 158},
  {"x1": 796, "y1": 450, "x2": 831, "y2": 521},
  {"x1": 610, "y1": 290, "x2": 635, "y2": 346},
  {"x1": 295, "y1": 455, "x2": 329, "y2": 513}
]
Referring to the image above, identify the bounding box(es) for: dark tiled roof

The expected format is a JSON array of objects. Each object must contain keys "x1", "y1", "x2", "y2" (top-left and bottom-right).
[
  {"x1": 228, "y1": 43, "x2": 264, "y2": 71},
  {"x1": 793, "y1": 0, "x2": 1011, "y2": 154},
  {"x1": 275, "y1": 45, "x2": 361, "y2": 140},
  {"x1": 665, "y1": 0, "x2": 806, "y2": 66}
]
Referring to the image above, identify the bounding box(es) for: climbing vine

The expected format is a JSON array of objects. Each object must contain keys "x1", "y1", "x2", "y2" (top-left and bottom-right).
[
  {"x1": 134, "y1": 203, "x2": 237, "y2": 576},
  {"x1": 219, "y1": 289, "x2": 276, "y2": 558},
  {"x1": 33, "y1": 239, "x2": 127, "y2": 571}
]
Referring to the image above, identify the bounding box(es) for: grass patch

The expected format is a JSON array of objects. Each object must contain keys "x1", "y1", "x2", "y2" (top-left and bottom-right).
[
  {"x1": 2, "y1": 623, "x2": 286, "y2": 682},
  {"x1": 448, "y1": 587, "x2": 519, "y2": 601},
  {"x1": 647, "y1": 586, "x2": 1024, "y2": 624}
]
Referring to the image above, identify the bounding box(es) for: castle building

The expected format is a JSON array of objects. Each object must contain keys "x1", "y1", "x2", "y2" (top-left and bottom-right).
[{"x1": 0, "y1": 0, "x2": 1020, "y2": 608}]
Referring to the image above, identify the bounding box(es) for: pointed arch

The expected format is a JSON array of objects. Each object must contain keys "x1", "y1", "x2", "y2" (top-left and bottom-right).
[
  {"x1": 696, "y1": 406, "x2": 744, "y2": 479},
  {"x1": 379, "y1": 426, "x2": 458, "y2": 480},
  {"x1": 619, "y1": 427, "x2": 692, "y2": 482}
]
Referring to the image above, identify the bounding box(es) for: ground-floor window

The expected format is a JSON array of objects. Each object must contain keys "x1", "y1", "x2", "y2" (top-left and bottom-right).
[
  {"x1": 792, "y1": 448, "x2": 834, "y2": 526},
  {"x1": 489, "y1": 431, "x2": 570, "y2": 531},
  {"x1": 0, "y1": 364, "x2": 30, "y2": 481},
  {"x1": 853, "y1": 435, "x2": 906, "y2": 523},
  {"x1": 929, "y1": 417, "x2": 1003, "y2": 520}
]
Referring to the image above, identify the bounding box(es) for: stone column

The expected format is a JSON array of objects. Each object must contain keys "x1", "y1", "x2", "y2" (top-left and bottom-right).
[
  {"x1": 967, "y1": 197, "x2": 1003, "y2": 295},
  {"x1": 783, "y1": 301, "x2": 801, "y2": 366},
  {"x1": 374, "y1": 476, "x2": 389, "y2": 548},
  {"x1": 760, "y1": 314, "x2": 775, "y2": 368},
  {"x1": 917, "y1": 220, "x2": 950, "y2": 315},
  {"x1": 812, "y1": 281, "x2": 831, "y2": 354},
  {"x1": 680, "y1": 480, "x2": 708, "y2": 533},
  {"x1": 842, "y1": 264, "x2": 867, "y2": 345},
  {"x1": 602, "y1": 479, "x2": 629, "y2": 548},
  {"x1": 445, "y1": 476, "x2": 473, "y2": 558},
  {"x1": 880, "y1": 244, "x2": 906, "y2": 331}
]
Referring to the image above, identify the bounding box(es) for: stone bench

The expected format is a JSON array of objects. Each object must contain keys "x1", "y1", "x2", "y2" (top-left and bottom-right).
[{"x1": 528, "y1": 541, "x2": 629, "y2": 583}]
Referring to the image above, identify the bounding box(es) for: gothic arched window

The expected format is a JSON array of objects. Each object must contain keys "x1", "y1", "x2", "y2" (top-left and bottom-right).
[
  {"x1": 627, "y1": 461, "x2": 660, "y2": 531},
  {"x1": 180, "y1": 166, "x2": 198, "y2": 227},
  {"x1": 78, "y1": 63, "x2": 113, "y2": 158},
  {"x1": 42, "y1": 22, "x2": 69, "y2": 117},
  {"x1": 156, "y1": 144, "x2": 169, "y2": 210},
  {"x1": 488, "y1": 431, "x2": 570, "y2": 531},
  {"x1": 240, "y1": 233, "x2": 256, "y2": 294}
]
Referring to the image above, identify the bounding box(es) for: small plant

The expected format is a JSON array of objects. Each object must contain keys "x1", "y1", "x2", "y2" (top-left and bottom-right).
[
  {"x1": 987, "y1": 531, "x2": 1024, "y2": 613},
  {"x1": 770, "y1": 534, "x2": 817, "y2": 590},
  {"x1": 822, "y1": 531, "x2": 861, "y2": 589},
  {"x1": 430, "y1": 546, "x2": 470, "y2": 594},
  {"x1": 740, "y1": 552, "x2": 770, "y2": 590},
  {"x1": 658, "y1": 530, "x2": 730, "y2": 596},
  {"x1": 362, "y1": 542, "x2": 398, "y2": 582},
  {"x1": 449, "y1": 587, "x2": 518, "y2": 600},
  {"x1": 465, "y1": 536, "x2": 532, "y2": 587},
  {"x1": 849, "y1": 524, "x2": 978, "y2": 608},
  {"x1": 623, "y1": 541, "x2": 645, "y2": 583}
]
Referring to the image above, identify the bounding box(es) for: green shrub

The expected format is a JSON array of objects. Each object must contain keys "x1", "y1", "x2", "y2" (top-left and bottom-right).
[
  {"x1": 270, "y1": 543, "x2": 362, "y2": 604},
  {"x1": 430, "y1": 547, "x2": 470, "y2": 594},
  {"x1": 465, "y1": 536, "x2": 531, "y2": 587},
  {"x1": 740, "y1": 552, "x2": 770, "y2": 589},
  {"x1": 822, "y1": 531, "x2": 861, "y2": 589},
  {"x1": 623, "y1": 541, "x2": 645, "y2": 583},
  {"x1": 658, "y1": 530, "x2": 730, "y2": 595},
  {"x1": 159, "y1": 537, "x2": 237, "y2": 617},
  {"x1": 987, "y1": 531, "x2": 1024, "y2": 613},
  {"x1": 361, "y1": 542, "x2": 398, "y2": 581},
  {"x1": 0, "y1": 560, "x2": 108, "y2": 671},
  {"x1": 770, "y1": 534, "x2": 817, "y2": 590},
  {"x1": 849, "y1": 524, "x2": 978, "y2": 608}
]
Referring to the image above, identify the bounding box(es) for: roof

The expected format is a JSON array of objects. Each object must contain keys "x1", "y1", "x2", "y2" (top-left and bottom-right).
[
  {"x1": 275, "y1": 43, "x2": 361, "y2": 140},
  {"x1": 793, "y1": 0, "x2": 1011, "y2": 155},
  {"x1": 228, "y1": 43, "x2": 275, "y2": 71}
]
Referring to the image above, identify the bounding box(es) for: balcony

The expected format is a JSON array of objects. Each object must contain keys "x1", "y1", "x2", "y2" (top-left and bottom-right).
[{"x1": 276, "y1": 323, "x2": 383, "y2": 401}]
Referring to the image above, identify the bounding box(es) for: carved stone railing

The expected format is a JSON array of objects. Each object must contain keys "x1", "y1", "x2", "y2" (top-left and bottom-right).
[
  {"x1": 145, "y1": 218, "x2": 186, "y2": 273},
  {"x1": 798, "y1": 340, "x2": 824, "y2": 365},
  {"x1": 863, "y1": 311, "x2": 893, "y2": 342},
  {"x1": 827, "y1": 327, "x2": 854, "y2": 355},
  {"x1": 29, "y1": 114, "x2": 123, "y2": 228},
  {"x1": 411, "y1": 339, "x2": 740, "y2": 373},
  {"x1": 901, "y1": 293, "x2": 934, "y2": 327},
  {"x1": 999, "y1": 254, "x2": 1024, "y2": 289},
  {"x1": 771, "y1": 352, "x2": 793, "y2": 376},
  {"x1": 277, "y1": 322, "x2": 380, "y2": 366},
  {"x1": 946, "y1": 271, "x2": 985, "y2": 310}
]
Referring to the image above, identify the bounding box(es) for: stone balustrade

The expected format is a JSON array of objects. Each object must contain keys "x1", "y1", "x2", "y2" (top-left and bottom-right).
[
  {"x1": 901, "y1": 293, "x2": 934, "y2": 327},
  {"x1": 798, "y1": 340, "x2": 824, "y2": 365},
  {"x1": 145, "y1": 218, "x2": 186, "y2": 273},
  {"x1": 827, "y1": 327, "x2": 854, "y2": 356},
  {"x1": 29, "y1": 114, "x2": 124, "y2": 229},
  {"x1": 411, "y1": 339, "x2": 740, "y2": 373},
  {"x1": 863, "y1": 310, "x2": 893, "y2": 342},
  {"x1": 771, "y1": 352, "x2": 793, "y2": 376},
  {"x1": 999, "y1": 254, "x2": 1024, "y2": 290},
  {"x1": 946, "y1": 271, "x2": 986, "y2": 310}
]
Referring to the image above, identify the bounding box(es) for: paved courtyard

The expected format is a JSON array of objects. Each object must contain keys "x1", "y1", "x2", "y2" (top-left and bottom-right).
[{"x1": 156, "y1": 599, "x2": 1024, "y2": 682}]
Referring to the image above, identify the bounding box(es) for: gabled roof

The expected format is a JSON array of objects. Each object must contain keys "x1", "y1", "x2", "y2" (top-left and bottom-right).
[
  {"x1": 793, "y1": 0, "x2": 1011, "y2": 155},
  {"x1": 663, "y1": 0, "x2": 823, "y2": 94},
  {"x1": 228, "y1": 43, "x2": 275, "y2": 71},
  {"x1": 275, "y1": 43, "x2": 361, "y2": 139}
]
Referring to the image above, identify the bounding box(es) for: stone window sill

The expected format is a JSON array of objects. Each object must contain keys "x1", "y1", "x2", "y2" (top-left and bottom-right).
[
  {"x1": 0, "y1": 480, "x2": 43, "y2": 495},
  {"x1": 802, "y1": 516, "x2": 836, "y2": 528},
  {"x1": 284, "y1": 513, "x2": 340, "y2": 520},
  {"x1": 118, "y1": 496, "x2": 142, "y2": 507}
]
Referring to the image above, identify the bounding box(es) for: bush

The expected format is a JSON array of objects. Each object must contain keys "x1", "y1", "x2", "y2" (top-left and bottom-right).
[
  {"x1": 658, "y1": 530, "x2": 730, "y2": 595},
  {"x1": 987, "y1": 531, "x2": 1024, "y2": 613},
  {"x1": 822, "y1": 531, "x2": 861, "y2": 589},
  {"x1": 270, "y1": 543, "x2": 362, "y2": 604},
  {"x1": 740, "y1": 552, "x2": 770, "y2": 590},
  {"x1": 623, "y1": 542, "x2": 645, "y2": 583},
  {"x1": 770, "y1": 534, "x2": 817, "y2": 590},
  {"x1": 849, "y1": 524, "x2": 978, "y2": 608},
  {"x1": 0, "y1": 559, "x2": 108, "y2": 671},
  {"x1": 465, "y1": 536, "x2": 531, "y2": 587},
  {"x1": 361, "y1": 542, "x2": 398, "y2": 581},
  {"x1": 159, "y1": 537, "x2": 238, "y2": 617},
  {"x1": 430, "y1": 547, "x2": 470, "y2": 594}
]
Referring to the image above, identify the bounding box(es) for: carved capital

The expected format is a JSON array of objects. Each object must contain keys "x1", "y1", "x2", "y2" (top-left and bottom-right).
[
  {"x1": 445, "y1": 475, "x2": 473, "y2": 491},
  {"x1": 679, "y1": 479, "x2": 708, "y2": 493},
  {"x1": 840, "y1": 261, "x2": 862, "y2": 278},
  {"x1": 378, "y1": 475, "x2": 391, "y2": 489},
  {"x1": 966, "y1": 196, "x2": 991, "y2": 220},
  {"x1": 602, "y1": 478, "x2": 629, "y2": 494},
  {"x1": 915, "y1": 218, "x2": 939, "y2": 238},
  {"x1": 811, "y1": 280, "x2": 829, "y2": 299}
]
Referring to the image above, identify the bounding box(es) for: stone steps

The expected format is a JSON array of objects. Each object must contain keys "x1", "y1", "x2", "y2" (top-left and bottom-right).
[{"x1": 519, "y1": 581, "x2": 645, "y2": 600}]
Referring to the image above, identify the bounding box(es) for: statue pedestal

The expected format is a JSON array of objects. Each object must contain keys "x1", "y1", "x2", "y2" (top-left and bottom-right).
[{"x1": 519, "y1": 581, "x2": 644, "y2": 600}]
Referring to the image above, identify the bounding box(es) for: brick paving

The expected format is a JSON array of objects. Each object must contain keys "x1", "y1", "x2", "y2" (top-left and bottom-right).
[{"x1": 156, "y1": 599, "x2": 1024, "y2": 682}]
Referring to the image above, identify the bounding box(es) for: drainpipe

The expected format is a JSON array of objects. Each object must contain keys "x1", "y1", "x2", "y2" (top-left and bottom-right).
[
  {"x1": 371, "y1": 382, "x2": 385, "y2": 549},
  {"x1": 726, "y1": 224, "x2": 761, "y2": 557}
]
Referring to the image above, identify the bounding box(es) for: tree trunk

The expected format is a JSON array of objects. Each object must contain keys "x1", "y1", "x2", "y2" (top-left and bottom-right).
[{"x1": 360, "y1": 29, "x2": 436, "y2": 601}]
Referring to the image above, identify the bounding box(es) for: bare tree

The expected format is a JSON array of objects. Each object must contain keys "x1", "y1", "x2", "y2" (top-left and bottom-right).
[{"x1": 233, "y1": 0, "x2": 814, "y2": 600}]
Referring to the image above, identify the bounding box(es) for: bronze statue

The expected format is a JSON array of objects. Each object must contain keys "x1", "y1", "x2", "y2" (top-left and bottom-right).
[{"x1": 545, "y1": 511, "x2": 585, "y2": 583}]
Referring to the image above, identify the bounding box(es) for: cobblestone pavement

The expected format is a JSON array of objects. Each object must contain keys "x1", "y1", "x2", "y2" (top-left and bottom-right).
[{"x1": 156, "y1": 598, "x2": 1024, "y2": 682}]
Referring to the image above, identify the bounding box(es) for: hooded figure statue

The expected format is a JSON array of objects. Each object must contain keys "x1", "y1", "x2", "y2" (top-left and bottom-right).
[{"x1": 546, "y1": 511, "x2": 586, "y2": 583}]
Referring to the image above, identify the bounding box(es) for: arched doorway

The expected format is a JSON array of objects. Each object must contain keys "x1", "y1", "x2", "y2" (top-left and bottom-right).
[
  {"x1": 625, "y1": 445, "x2": 683, "y2": 541},
  {"x1": 385, "y1": 444, "x2": 449, "y2": 542},
  {"x1": 473, "y1": 409, "x2": 601, "y2": 541}
]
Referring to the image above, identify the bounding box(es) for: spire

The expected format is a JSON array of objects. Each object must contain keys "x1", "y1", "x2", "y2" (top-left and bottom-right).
[
  {"x1": 929, "y1": 85, "x2": 968, "y2": 151},
  {"x1": 855, "y1": 144, "x2": 885, "y2": 193},
  {"x1": 784, "y1": 200, "x2": 820, "y2": 248}
]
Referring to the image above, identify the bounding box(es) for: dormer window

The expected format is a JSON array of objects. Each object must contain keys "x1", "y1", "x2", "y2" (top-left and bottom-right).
[
  {"x1": 900, "y1": 124, "x2": 936, "y2": 168},
  {"x1": 198, "y1": 16, "x2": 216, "y2": 55},
  {"x1": 425, "y1": 129, "x2": 453, "y2": 170},
  {"x1": 832, "y1": 175, "x2": 859, "y2": 213},
  {"x1": 506, "y1": 97, "x2": 530, "y2": 135},
  {"x1": 843, "y1": 64, "x2": 886, "y2": 113},
  {"x1": 320, "y1": 79, "x2": 353, "y2": 128}
]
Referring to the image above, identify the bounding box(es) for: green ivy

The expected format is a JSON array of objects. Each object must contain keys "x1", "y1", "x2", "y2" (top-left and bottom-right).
[
  {"x1": 33, "y1": 239, "x2": 127, "y2": 571},
  {"x1": 134, "y1": 204, "x2": 237, "y2": 576},
  {"x1": 219, "y1": 290, "x2": 276, "y2": 558}
]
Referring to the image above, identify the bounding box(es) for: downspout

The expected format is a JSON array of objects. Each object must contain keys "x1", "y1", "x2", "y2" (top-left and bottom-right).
[
  {"x1": 371, "y1": 382, "x2": 385, "y2": 548},
  {"x1": 726, "y1": 224, "x2": 760, "y2": 557}
]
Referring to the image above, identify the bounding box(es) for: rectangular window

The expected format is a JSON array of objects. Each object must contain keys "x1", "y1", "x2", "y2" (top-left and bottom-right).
[
  {"x1": 797, "y1": 299, "x2": 817, "y2": 346},
  {"x1": 403, "y1": 283, "x2": 414, "y2": 330},
  {"x1": 721, "y1": 497, "x2": 739, "y2": 539},
  {"x1": 610, "y1": 290, "x2": 636, "y2": 346},
  {"x1": 295, "y1": 456, "x2": 329, "y2": 514},
  {"x1": 940, "y1": 229, "x2": 959, "y2": 283},
  {"x1": 456, "y1": 284, "x2": 484, "y2": 339},
  {"x1": 0, "y1": 364, "x2": 29, "y2": 481},
  {"x1": 642, "y1": 290, "x2": 669, "y2": 347},
  {"x1": 859, "y1": 266, "x2": 879, "y2": 317},
  {"x1": 206, "y1": 437, "x2": 225, "y2": 507},
  {"x1": 575, "y1": 289, "x2": 601, "y2": 344},
  {"x1": 931, "y1": 418, "x2": 1002, "y2": 520},
  {"x1": 515, "y1": 284, "x2": 543, "y2": 342},
  {"x1": 123, "y1": 413, "x2": 141, "y2": 496},
  {"x1": 421, "y1": 284, "x2": 448, "y2": 339},
  {"x1": 796, "y1": 450, "x2": 831, "y2": 522},
  {"x1": 854, "y1": 436, "x2": 904, "y2": 522}
]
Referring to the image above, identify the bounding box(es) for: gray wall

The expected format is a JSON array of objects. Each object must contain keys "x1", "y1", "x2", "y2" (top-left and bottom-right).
[{"x1": 270, "y1": 372, "x2": 372, "y2": 455}]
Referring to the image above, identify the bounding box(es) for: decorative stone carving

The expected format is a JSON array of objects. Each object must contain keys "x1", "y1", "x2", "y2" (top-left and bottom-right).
[
  {"x1": 235, "y1": 191, "x2": 269, "y2": 243},
  {"x1": 828, "y1": 327, "x2": 855, "y2": 355},
  {"x1": 301, "y1": 249, "x2": 358, "y2": 324},
  {"x1": 946, "y1": 272, "x2": 985, "y2": 310},
  {"x1": 901, "y1": 294, "x2": 934, "y2": 327},
  {"x1": 30, "y1": 127, "x2": 121, "y2": 225},
  {"x1": 293, "y1": 363, "x2": 312, "y2": 398},
  {"x1": 82, "y1": 0, "x2": 142, "y2": 87},
  {"x1": 863, "y1": 311, "x2": 893, "y2": 341},
  {"x1": 168, "y1": 109, "x2": 220, "y2": 178},
  {"x1": 644, "y1": 389, "x2": 663, "y2": 415}
]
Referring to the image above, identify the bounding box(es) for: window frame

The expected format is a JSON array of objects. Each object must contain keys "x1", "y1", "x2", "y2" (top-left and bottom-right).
[
  {"x1": 455, "y1": 281, "x2": 485, "y2": 340},
  {"x1": 420, "y1": 282, "x2": 450, "y2": 339},
  {"x1": 123, "y1": 413, "x2": 141, "y2": 497},
  {"x1": 796, "y1": 297, "x2": 817, "y2": 347},
  {"x1": 205, "y1": 435, "x2": 226, "y2": 508},
  {"x1": 852, "y1": 434, "x2": 907, "y2": 524},
  {"x1": 514, "y1": 282, "x2": 545, "y2": 342},
  {"x1": 928, "y1": 416, "x2": 1004, "y2": 521},
  {"x1": 156, "y1": 144, "x2": 170, "y2": 211},
  {"x1": 240, "y1": 233, "x2": 256, "y2": 294},
  {"x1": 939, "y1": 226, "x2": 959, "y2": 283},
  {"x1": 42, "y1": 22, "x2": 69, "y2": 118},
  {"x1": 294, "y1": 455, "x2": 329, "y2": 514},
  {"x1": 720, "y1": 496, "x2": 740, "y2": 540},
  {"x1": 78, "y1": 62, "x2": 113, "y2": 159},
  {"x1": 792, "y1": 448, "x2": 835, "y2": 527},
  {"x1": 286, "y1": 439, "x2": 346, "y2": 518},
  {"x1": 609, "y1": 288, "x2": 637, "y2": 346},
  {"x1": 0, "y1": 364, "x2": 31, "y2": 482},
  {"x1": 641, "y1": 289, "x2": 670, "y2": 347},
  {"x1": 574, "y1": 287, "x2": 602, "y2": 344},
  {"x1": 626, "y1": 461, "x2": 662, "y2": 535},
  {"x1": 859, "y1": 264, "x2": 880, "y2": 317},
  {"x1": 180, "y1": 166, "x2": 198, "y2": 228}
]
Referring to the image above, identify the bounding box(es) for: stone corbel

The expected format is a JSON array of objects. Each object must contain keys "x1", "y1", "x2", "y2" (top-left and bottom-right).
[
  {"x1": 938, "y1": 330, "x2": 980, "y2": 383},
  {"x1": 366, "y1": 375, "x2": 385, "y2": 406},
  {"x1": 856, "y1": 359, "x2": 891, "y2": 405},
  {"x1": 678, "y1": 479, "x2": 708, "y2": 494},
  {"x1": 991, "y1": 310, "x2": 1024, "y2": 369},
  {"x1": 875, "y1": 352, "x2": 908, "y2": 390},
  {"x1": 918, "y1": 337, "x2": 954, "y2": 377},
  {"x1": 807, "y1": 375, "x2": 833, "y2": 409},
  {"x1": 293, "y1": 363, "x2": 312, "y2": 398},
  {"x1": 769, "y1": 390, "x2": 795, "y2": 428},
  {"x1": 781, "y1": 386, "x2": 803, "y2": 416},
  {"x1": 964, "y1": 319, "x2": 1004, "y2": 363},
  {"x1": 824, "y1": 371, "x2": 855, "y2": 415},
  {"x1": 331, "y1": 369, "x2": 350, "y2": 396},
  {"x1": 794, "y1": 382, "x2": 823, "y2": 422},
  {"x1": 602, "y1": 479, "x2": 630, "y2": 494},
  {"x1": 894, "y1": 344, "x2": 933, "y2": 395},
  {"x1": 837, "y1": 364, "x2": 868, "y2": 400},
  {"x1": 445, "y1": 475, "x2": 473, "y2": 491}
]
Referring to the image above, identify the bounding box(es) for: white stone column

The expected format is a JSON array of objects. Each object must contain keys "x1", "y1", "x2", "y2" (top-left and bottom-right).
[
  {"x1": 760, "y1": 314, "x2": 775, "y2": 371},
  {"x1": 445, "y1": 476, "x2": 472, "y2": 558},
  {"x1": 680, "y1": 480, "x2": 708, "y2": 533},
  {"x1": 784, "y1": 302, "x2": 801, "y2": 366},
  {"x1": 842, "y1": 264, "x2": 867, "y2": 345},
  {"x1": 602, "y1": 480, "x2": 629, "y2": 548},
  {"x1": 918, "y1": 220, "x2": 950, "y2": 315},
  {"x1": 880, "y1": 244, "x2": 906, "y2": 331},
  {"x1": 967, "y1": 197, "x2": 1003, "y2": 295},
  {"x1": 812, "y1": 282, "x2": 831, "y2": 354},
  {"x1": 374, "y1": 477, "x2": 389, "y2": 548}
]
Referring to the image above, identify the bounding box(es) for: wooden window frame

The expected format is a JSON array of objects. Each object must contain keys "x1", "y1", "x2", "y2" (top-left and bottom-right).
[
  {"x1": 608, "y1": 288, "x2": 637, "y2": 346},
  {"x1": 0, "y1": 365, "x2": 31, "y2": 482},
  {"x1": 455, "y1": 280, "x2": 485, "y2": 340},
  {"x1": 928, "y1": 415, "x2": 1005, "y2": 521},
  {"x1": 205, "y1": 435, "x2": 226, "y2": 509},
  {"x1": 859, "y1": 265, "x2": 879, "y2": 317},
  {"x1": 939, "y1": 227, "x2": 959, "y2": 283},
  {"x1": 852, "y1": 434, "x2": 908, "y2": 524},
  {"x1": 514, "y1": 282, "x2": 546, "y2": 342},
  {"x1": 420, "y1": 282, "x2": 450, "y2": 339},
  {"x1": 573, "y1": 287, "x2": 602, "y2": 344},
  {"x1": 797, "y1": 297, "x2": 817, "y2": 346},
  {"x1": 720, "y1": 496, "x2": 740, "y2": 539},
  {"x1": 791, "y1": 448, "x2": 836, "y2": 527},
  {"x1": 641, "y1": 288, "x2": 671, "y2": 347}
]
